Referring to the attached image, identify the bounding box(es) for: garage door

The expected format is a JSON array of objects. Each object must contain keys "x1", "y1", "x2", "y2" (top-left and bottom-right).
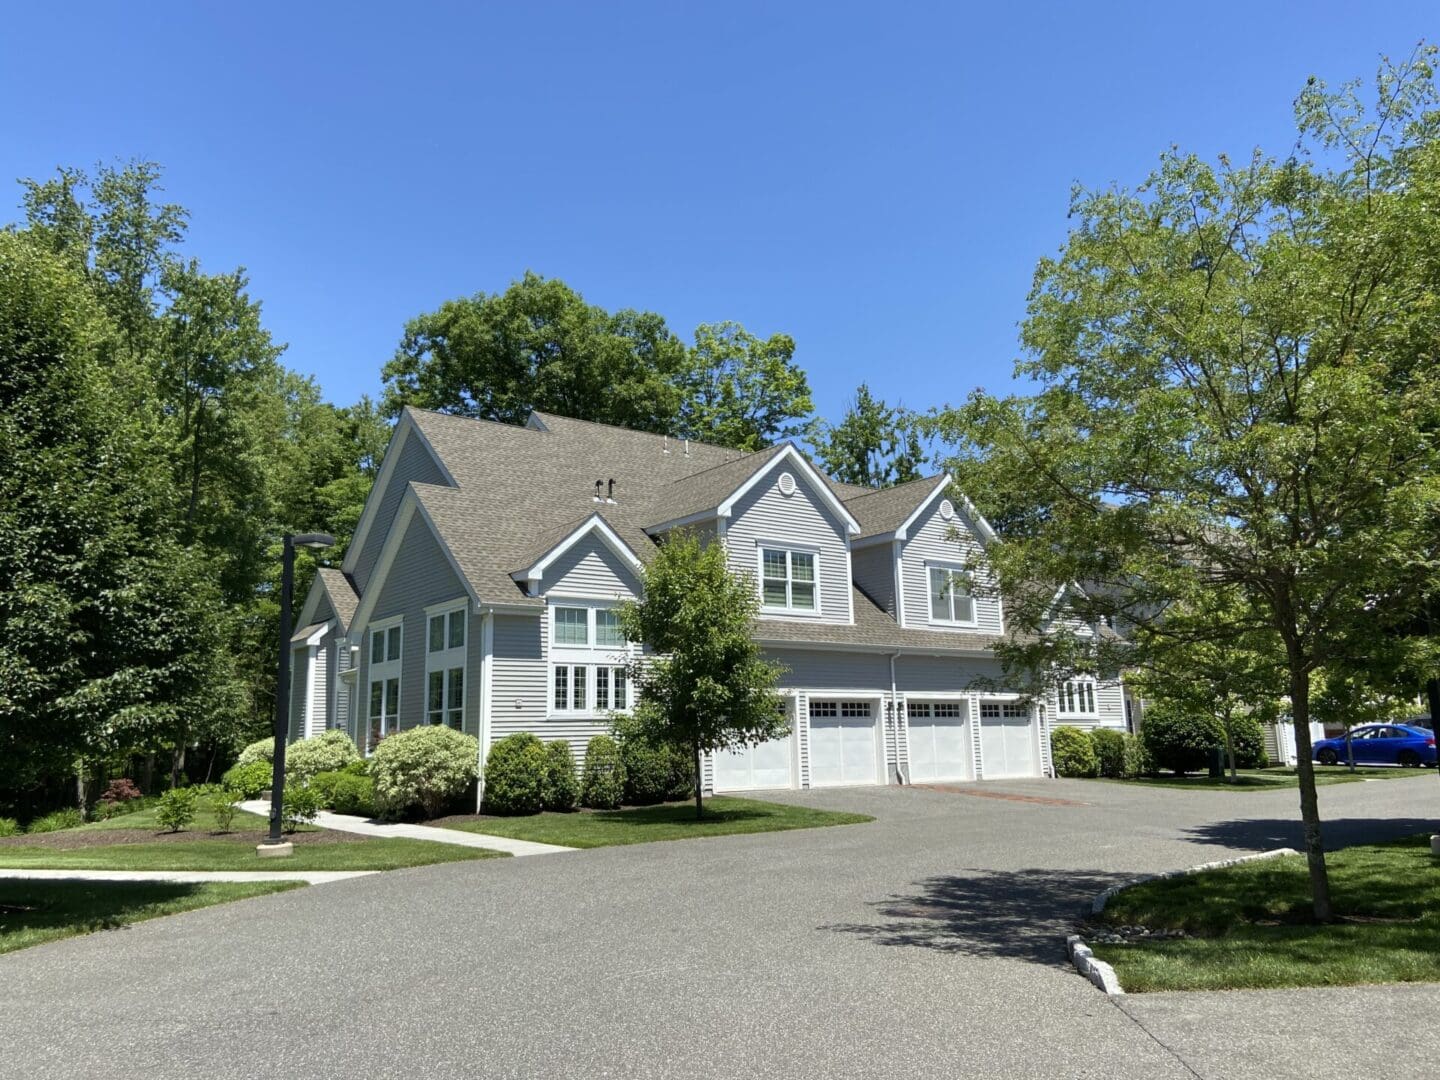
[
  {"x1": 713, "y1": 733, "x2": 794, "y2": 791},
  {"x1": 809, "y1": 700, "x2": 879, "y2": 786},
  {"x1": 907, "y1": 701, "x2": 970, "y2": 782},
  {"x1": 979, "y1": 700, "x2": 1037, "y2": 778}
]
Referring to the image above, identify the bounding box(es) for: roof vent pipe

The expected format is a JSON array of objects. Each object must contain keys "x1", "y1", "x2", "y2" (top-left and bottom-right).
[
  {"x1": 607, "y1": 479, "x2": 615, "y2": 503},
  {"x1": 683, "y1": 438, "x2": 689, "y2": 457},
  {"x1": 594, "y1": 479, "x2": 603, "y2": 502}
]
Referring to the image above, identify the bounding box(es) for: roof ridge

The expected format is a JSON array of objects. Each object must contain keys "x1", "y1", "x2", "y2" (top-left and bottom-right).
[
  {"x1": 528, "y1": 410, "x2": 748, "y2": 456},
  {"x1": 657, "y1": 442, "x2": 783, "y2": 487},
  {"x1": 405, "y1": 406, "x2": 548, "y2": 436}
]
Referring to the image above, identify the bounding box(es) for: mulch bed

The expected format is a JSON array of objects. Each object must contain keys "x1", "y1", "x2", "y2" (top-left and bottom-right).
[{"x1": 0, "y1": 828, "x2": 363, "y2": 850}]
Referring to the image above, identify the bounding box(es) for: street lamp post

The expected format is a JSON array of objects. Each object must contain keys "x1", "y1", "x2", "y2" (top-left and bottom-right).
[{"x1": 259, "y1": 532, "x2": 335, "y2": 857}]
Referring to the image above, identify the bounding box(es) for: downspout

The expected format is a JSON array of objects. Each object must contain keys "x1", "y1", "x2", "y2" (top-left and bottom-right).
[
  {"x1": 475, "y1": 607, "x2": 493, "y2": 813},
  {"x1": 890, "y1": 650, "x2": 904, "y2": 784}
]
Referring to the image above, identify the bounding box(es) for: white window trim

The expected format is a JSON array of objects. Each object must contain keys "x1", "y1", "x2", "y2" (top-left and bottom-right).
[
  {"x1": 365, "y1": 616, "x2": 404, "y2": 746},
  {"x1": 550, "y1": 661, "x2": 632, "y2": 719},
  {"x1": 547, "y1": 598, "x2": 635, "y2": 719},
  {"x1": 547, "y1": 597, "x2": 631, "y2": 655},
  {"x1": 925, "y1": 561, "x2": 978, "y2": 628},
  {"x1": 755, "y1": 542, "x2": 823, "y2": 617},
  {"x1": 1056, "y1": 679, "x2": 1099, "y2": 718},
  {"x1": 425, "y1": 602, "x2": 468, "y2": 729}
]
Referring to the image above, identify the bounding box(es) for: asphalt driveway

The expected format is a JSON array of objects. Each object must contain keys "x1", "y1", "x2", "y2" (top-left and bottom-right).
[{"x1": 2, "y1": 776, "x2": 1436, "y2": 1079}]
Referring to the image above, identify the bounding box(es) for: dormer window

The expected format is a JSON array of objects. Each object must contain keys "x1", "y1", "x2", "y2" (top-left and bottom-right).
[
  {"x1": 759, "y1": 546, "x2": 818, "y2": 614},
  {"x1": 928, "y1": 564, "x2": 975, "y2": 626}
]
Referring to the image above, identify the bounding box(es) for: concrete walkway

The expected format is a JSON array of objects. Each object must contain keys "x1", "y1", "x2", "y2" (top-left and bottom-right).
[
  {"x1": 0, "y1": 867, "x2": 374, "y2": 884},
  {"x1": 237, "y1": 801, "x2": 574, "y2": 857}
]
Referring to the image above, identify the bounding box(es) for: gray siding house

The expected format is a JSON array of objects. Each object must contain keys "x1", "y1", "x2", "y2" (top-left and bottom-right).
[{"x1": 292, "y1": 407, "x2": 1125, "y2": 796}]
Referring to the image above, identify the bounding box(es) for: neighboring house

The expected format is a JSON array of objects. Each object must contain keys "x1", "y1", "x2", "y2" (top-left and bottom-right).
[{"x1": 291, "y1": 407, "x2": 1126, "y2": 795}]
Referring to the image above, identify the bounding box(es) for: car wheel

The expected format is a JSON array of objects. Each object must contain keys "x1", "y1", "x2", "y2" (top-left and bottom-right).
[
  {"x1": 1317, "y1": 748, "x2": 1338, "y2": 766},
  {"x1": 1397, "y1": 750, "x2": 1421, "y2": 768}
]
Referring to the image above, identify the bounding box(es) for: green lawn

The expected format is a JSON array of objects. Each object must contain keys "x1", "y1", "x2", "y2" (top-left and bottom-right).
[
  {"x1": 1090, "y1": 834, "x2": 1440, "y2": 992},
  {"x1": 438, "y1": 796, "x2": 872, "y2": 848},
  {"x1": 1097, "y1": 766, "x2": 1430, "y2": 791},
  {"x1": 0, "y1": 837, "x2": 504, "y2": 871},
  {"x1": 0, "y1": 879, "x2": 301, "y2": 955},
  {"x1": 80, "y1": 804, "x2": 279, "y2": 832}
]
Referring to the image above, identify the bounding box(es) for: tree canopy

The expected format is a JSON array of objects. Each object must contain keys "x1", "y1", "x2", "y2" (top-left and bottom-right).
[
  {"x1": 808, "y1": 382, "x2": 924, "y2": 488},
  {"x1": 931, "y1": 46, "x2": 1440, "y2": 920}
]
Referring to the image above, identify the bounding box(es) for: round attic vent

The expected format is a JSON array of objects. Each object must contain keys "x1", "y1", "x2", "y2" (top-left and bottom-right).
[
  {"x1": 777, "y1": 471, "x2": 797, "y2": 496},
  {"x1": 939, "y1": 498, "x2": 955, "y2": 521}
]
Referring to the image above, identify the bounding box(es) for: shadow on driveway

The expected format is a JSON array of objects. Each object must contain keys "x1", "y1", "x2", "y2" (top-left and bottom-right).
[
  {"x1": 1181, "y1": 816, "x2": 1437, "y2": 853},
  {"x1": 821, "y1": 867, "x2": 1135, "y2": 964}
]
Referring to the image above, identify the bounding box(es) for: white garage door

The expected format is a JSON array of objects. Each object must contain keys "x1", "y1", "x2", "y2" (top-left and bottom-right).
[
  {"x1": 979, "y1": 700, "x2": 1037, "y2": 778},
  {"x1": 809, "y1": 700, "x2": 879, "y2": 787},
  {"x1": 713, "y1": 733, "x2": 794, "y2": 791},
  {"x1": 907, "y1": 701, "x2": 970, "y2": 782}
]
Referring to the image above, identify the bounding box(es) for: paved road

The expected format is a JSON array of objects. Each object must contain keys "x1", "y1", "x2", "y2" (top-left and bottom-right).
[{"x1": 2, "y1": 775, "x2": 1436, "y2": 1079}]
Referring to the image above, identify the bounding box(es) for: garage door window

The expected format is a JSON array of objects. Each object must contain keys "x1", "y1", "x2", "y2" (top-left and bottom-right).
[
  {"x1": 909, "y1": 702, "x2": 961, "y2": 719},
  {"x1": 980, "y1": 701, "x2": 1028, "y2": 720}
]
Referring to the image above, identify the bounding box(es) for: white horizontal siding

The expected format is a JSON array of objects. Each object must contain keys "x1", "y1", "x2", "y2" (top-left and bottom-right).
[
  {"x1": 900, "y1": 500, "x2": 1002, "y2": 634},
  {"x1": 726, "y1": 468, "x2": 851, "y2": 624}
]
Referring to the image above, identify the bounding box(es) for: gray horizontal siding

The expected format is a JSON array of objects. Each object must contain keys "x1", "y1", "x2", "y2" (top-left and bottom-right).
[
  {"x1": 1048, "y1": 680, "x2": 1127, "y2": 731},
  {"x1": 364, "y1": 512, "x2": 468, "y2": 732},
  {"x1": 726, "y1": 467, "x2": 851, "y2": 624},
  {"x1": 765, "y1": 648, "x2": 892, "y2": 689},
  {"x1": 851, "y1": 543, "x2": 896, "y2": 617},
  {"x1": 353, "y1": 428, "x2": 447, "y2": 594},
  {"x1": 900, "y1": 500, "x2": 1002, "y2": 634},
  {"x1": 543, "y1": 533, "x2": 642, "y2": 600},
  {"x1": 489, "y1": 612, "x2": 611, "y2": 764}
]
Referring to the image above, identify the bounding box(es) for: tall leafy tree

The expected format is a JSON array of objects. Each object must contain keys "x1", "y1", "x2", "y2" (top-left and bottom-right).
[
  {"x1": 809, "y1": 383, "x2": 924, "y2": 487},
  {"x1": 381, "y1": 272, "x2": 688, "y2": 431},
  {"x1": 676, "y1": 321, "x2": 813, "y2": 450},
  {"x1": 618, "y1": 533, "x2": 788, "y2": 818},
  {"x1": 932, "y1": 48, "x2": 1440, "y2": 920}
]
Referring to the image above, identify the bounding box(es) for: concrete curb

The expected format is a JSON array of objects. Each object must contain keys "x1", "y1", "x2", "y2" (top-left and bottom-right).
[
  {"x1": 1090, "y1": 847, "x2": 1301, "y2": 915},
  {"x1": 1066, "y1": 934, "x2": 1124, "y2": 996},
  {"x1": 1071, "y1": 847, "x2": 1301, "y2": 997}
]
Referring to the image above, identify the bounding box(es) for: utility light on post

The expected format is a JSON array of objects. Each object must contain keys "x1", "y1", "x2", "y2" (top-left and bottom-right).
[{"x1": 257, "y1": 532, "x2": 335, "y2": 859}]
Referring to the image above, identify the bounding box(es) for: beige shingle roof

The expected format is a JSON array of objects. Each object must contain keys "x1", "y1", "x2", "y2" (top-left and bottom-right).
[
  {"x1": 754, "y1": 587, "x2": 1012, "y2": 654},
  {"x1": 841, "y1": 475, "x2": 948, "y2": 539},
  {"x1": 316, "y1": 568, "x2": 359, "y2": 633}
]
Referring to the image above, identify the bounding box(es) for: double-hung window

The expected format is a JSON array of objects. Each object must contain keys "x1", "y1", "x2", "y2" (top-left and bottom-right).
[
  {"x1": 549, "y1": 602, "x2": 631, "y2": 716},
  {"x1": 425, "y1": 604, "x2": 466, "y2": 730},
  {"x1": 367, "y1": 621, "x2": 403, "y2": 751},
  {"x1": 928, "y1": 564, "x2": 975, "y2": 625},
  {"x1": 759, "y1": 546, "x2": 817, "y2": 613},
  {"x1": 1057, "y1": 680, "x2": 1097, "y2": 717}
]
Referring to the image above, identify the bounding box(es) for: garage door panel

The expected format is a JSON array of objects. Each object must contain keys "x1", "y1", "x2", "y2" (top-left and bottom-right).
[
  {"x1": 809, "y1": 701, "x2": 878, "y2": 787},
  {"x1": 715, "y1": 734, "x2": 793, "y2": 791},
  {"x1": 907, "y1": 701, "x2": 969, "y2": 783},
  {"x1": 979, "y1": 701, "x2": 1037, "y2": 779}
]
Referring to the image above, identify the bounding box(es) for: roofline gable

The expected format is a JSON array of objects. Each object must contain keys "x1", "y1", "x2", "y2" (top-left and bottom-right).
[
  {"x1": 510, "y1": 512, "x2": 645, "y2": 594},
  {"x1": 716, "y1": 444, "x2": 862, "y2": 534},
  {"x1": 295, "y1": 575, "x2": 328, "y2": 629},
  {"x1": 849, "y1": 475, "x2": 1000, "y2": 548},
  {"x1": 341, "y1": 410, "x2": 457, "y2": 577},
  {"x1": 349, "y1": 487, "x2": 480, "y2": 631}
]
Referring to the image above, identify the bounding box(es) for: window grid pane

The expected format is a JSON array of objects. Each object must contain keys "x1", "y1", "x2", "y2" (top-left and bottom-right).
[
  {"x1": 791, "y1": 551, "x2": 815, "y2": 582},
  {"x1": 595, "y1": 609, "x2": 623, "y2": 647},
  {"x1": 386, "y1": 627, "x2": 401, "y2": 662},
  {"x1": 429, "y1": 615, "x2": 445, "y2": 653},
  {"x1": 595, "y1": 667, "x2": 610, "y2": 711},
  {"x1": 790, "y1": 582, "x2": 816, "y2": 610},
  {"x1": 555, "y1": 607, "x2": 588, "y2": 646},
  {"x1": 614, "y1": 667, "x2": 627, "y2": 711},
  {"x1": 428, "y1": 670, "x2": 444, "y2": 723},
  {"x1": 554, "y1": 666, "x2": 569, "y2": 711},
  {"x1": 449, "y1": 611, "x2": 465, "y2": 649},
  {"x1": 371, "y1": 633, "x2": 384, "y2": 665},
  {"x1": 572, "y1": 666, "x2": 586, "y2": 710}
]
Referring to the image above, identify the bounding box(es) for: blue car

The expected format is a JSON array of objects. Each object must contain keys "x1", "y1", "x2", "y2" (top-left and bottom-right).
[{"x1": 1313, "y1": 723, "x2": 1437, "y2": 768}]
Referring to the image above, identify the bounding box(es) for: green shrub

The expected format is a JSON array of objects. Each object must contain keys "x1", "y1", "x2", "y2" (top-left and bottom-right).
[
  {"x1": 155, "y1": 788, "x2": 200, "y2": 832},
  {"x1": 543, "y1": 741, "x2": 579, "y2": 812},
  {"x1": 236, "y1": 737, "x2": 276, "y2": 766},
  {"x1": 282, "y1": 785, "x2": 324, "y2": 832},
  {"x1": 1050, "y1": 725, "x2": 1099, "y2": 778},
  {"x1": 482, "y1": 733, "x2": 549, "y2": 816},
  {"x1": 27, "y1": 808, "x2": 84, "y2": 833},
  {"x1": 340, "y1": 759, "x2": 370, "y2": 777},
  {"x1": 1140, "y1": 701, "x2": 1224, "y2": 775},
  {"x1": 614, "y1": 716, "x2": 693, "y2": 805},
  {"x1": 1089, "y1": 728, "x2": 1127, "y2": 779},
  {"x1": 210, "y1": 791, "x2": 241, "y2": 833},
  {"x1": 222, "y1": 760, "x2": 274, "y2": 799},
  {"x1": 0, "y1": 817, "x2": 21, "y2": 837},
  {"x1": 311, "y1": 770, "x2": 376, "y2": 816},
  {"x1": 1122, "y1": 733, "x2": 1153, "y2": 778},
  {"x1": 371, "y1": 725, "x2": 479, "y2": 819},
  {"x1": 580, "y1": 734, "x2": 625, "y2": 809},
  {"x1": 285, "y1": 730, "x2": 361, "y2": 784}
]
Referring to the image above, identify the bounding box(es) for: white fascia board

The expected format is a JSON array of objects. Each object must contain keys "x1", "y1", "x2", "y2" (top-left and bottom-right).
[
  {"x1": 891, "y1": 475, "x2": 954, "y2": 542},
  {"x1": 349, "y1": 491, "x2": 481, "y2": 632},
  {"x1": 717, "y1": 445, "x2": 863, "y2": 535},
  {"x1": 342, "y1": 410, "x2": 459, "y2": 576},
  {"x1": 510, "y1": 513, "x2": 644, "y2": 585},
  {"x1": 301, "y1": 623, "x2": 329, "y2": 647},
  {"x1": 295, "y1": 575, "x2": 327, "y2": 627},
  {"x1": 752, "y1": 637, "x2": 995, "y2": 659},
  {"x1": 643, "y1": 508, "x2": 721, "y2": 536}
]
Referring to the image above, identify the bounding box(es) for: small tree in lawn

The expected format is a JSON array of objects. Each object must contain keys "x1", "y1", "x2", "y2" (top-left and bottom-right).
[{"x1": 619, "y1": 533, "x2": 788, "y2": 819}]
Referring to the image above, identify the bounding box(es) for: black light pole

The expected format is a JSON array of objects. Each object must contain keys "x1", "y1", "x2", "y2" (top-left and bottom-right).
[{"x1": 264, "y1": 532, "x2": 335, "y2": 851}]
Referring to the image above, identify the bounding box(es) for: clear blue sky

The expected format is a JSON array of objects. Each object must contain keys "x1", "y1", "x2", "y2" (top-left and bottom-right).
[{"x1": 3, "y1": 2, "x2": 1435, "y2": 422}]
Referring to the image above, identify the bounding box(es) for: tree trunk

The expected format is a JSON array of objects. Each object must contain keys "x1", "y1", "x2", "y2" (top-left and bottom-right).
[
  {"x1": 75, "y1": 762, "x2": 88, "y2": 819},
  {"x1": 694, "y1": 739, "x2": 703, "y2": 821},
  {"x1": 171, "y1": 744, "x2": 185, "y2": 789},
  {"x1": 1288, "y1": 667, "x2": 1333, "y2": 922},
  {"x1": 1223, "y1": 703, "x2": 1237, "y2": 781},
  {"x1": 142, "y1": 752, "x2": 155, "y2": 794},
  {"x1": 1345, "y1": 728, "x2": 1356, "y2": 773}
]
